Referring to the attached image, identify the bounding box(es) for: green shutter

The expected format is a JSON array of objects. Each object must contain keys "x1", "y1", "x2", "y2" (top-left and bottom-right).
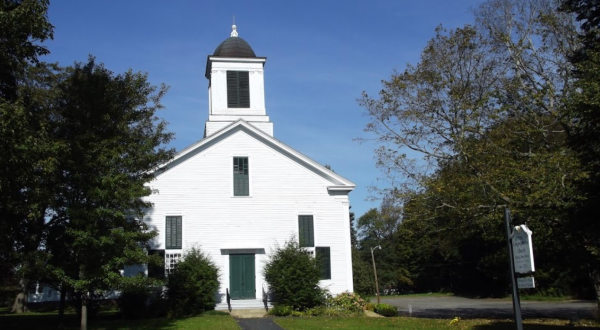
[
  {"x1": 166, "y1": 216, "x2": 182, "y2": 249},
  {"x1": 233, "y1": 157, "x2": 249, "y2": 196},
  {"x1": 316, "y1": 247, "x2": 331, "y2": 280},
  {"x1": 298, "y1": 215, "x2": 314, "y2": 247},
  {"x1": 227, "y1": 71, "x2": 250, "y2": 108},
  {"x1": 238, "y1": 71, "x2": 250, "y2": 107}
]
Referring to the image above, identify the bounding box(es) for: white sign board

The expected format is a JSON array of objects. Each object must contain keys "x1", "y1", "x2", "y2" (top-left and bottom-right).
[
  {"x1": 511, "y1": 224, "x2": 535, "y2": 274},
  {"x1": 517, "y1": 276, "x2": 535, "y2": 289}
]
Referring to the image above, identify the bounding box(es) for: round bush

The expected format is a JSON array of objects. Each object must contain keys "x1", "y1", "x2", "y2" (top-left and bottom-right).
[
  {"x1": 166, "y1": 247, "x2": 219, "y2": 316},
  {"x1": 327, "y1": 291, "x2": 367, "y2": 314},
  {"x1": 374, "y1": 303, "x2": 398, "y2": 317},
  {"x1": 264, "y1": 240, "x2": 325, "y2": 310}
]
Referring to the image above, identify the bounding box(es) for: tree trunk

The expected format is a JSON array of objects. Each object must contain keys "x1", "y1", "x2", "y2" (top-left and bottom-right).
[
  {"x1": 591, "y1": 270, "x2": 600, "y2": 320},
  {"x1": 10, "y1": 278, "x2": 29, "y2": 313},
  {"x1": 58, "y1": 285, "x2": 66, "y2": 327},
  {"x1": 80, "y1": 291, "x2": 88, "y2": 330}
]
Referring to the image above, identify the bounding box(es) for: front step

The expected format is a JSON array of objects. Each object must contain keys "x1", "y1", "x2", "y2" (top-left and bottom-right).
[{"x1": 215, "y1": 299, "x2": 272, "y2": 311}]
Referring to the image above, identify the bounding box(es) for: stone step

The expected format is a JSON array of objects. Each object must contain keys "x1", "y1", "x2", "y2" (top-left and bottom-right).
[{"x1": 216, "y1": 299, "x2": 272, "y2": 310}]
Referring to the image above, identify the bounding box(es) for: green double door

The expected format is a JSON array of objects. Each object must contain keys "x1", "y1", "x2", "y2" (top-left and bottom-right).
[{"x1": 229, "y1": 254, "x2": 255, "y2": 299}]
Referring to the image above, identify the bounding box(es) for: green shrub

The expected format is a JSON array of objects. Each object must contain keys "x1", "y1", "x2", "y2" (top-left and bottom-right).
[
  {"x1": 146, "y1": 288, "x2": 168, "y2": 318},
  {"x1": 118, "y1": 274, "x2": 155, "y2": 319},
  {"x1": 166, "y1": 247, "x2": 219, "y2": 317},
  {"x1": 374, "y1": 303, "x2": 398, "y2": 317},
  {"x1": 269, "y1": 304, "x2": 293, "y2": 316},
  {"x1": 326, "y1": 291, "x2": 366, "y2": 314},
  {"x1": 264, "y1": 240, "x2": 326, "y2": 310}
]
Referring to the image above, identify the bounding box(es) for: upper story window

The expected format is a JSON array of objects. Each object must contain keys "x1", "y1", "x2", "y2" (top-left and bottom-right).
[
  {"x1": 233, "y1": 157, "x2": 249, "y2": 196},
  {"x1": 298, "y1": 215, "x2": 314, "y2": 247},
  {"x1": 227, "y1": 71, "x2": 250, "y2": 108},
  {"x1": 165, "y1": 216, "x2": 182, "y2": 249}
]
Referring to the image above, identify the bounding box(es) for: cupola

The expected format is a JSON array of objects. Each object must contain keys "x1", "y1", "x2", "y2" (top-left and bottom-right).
[{"x1": 204, "y1": 25, "x2": 272, "y2": 137}]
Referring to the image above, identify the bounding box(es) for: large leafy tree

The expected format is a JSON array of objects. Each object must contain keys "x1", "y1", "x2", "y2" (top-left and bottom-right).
[
  {"x1": 43, "y1": 58, "x2": 175, "y2": 330},
  {"x1": 0, "y1": 0, "x2": 54, "y2": 312},
  {"x1": 561, "y1": 0, "x2": 600, "y2": 311},
  {"x1": 359, "y1": 0, "x2": 589, "y2": 297}
]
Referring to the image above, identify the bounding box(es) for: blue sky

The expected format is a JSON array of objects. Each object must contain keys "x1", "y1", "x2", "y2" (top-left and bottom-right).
[{"x1": 43, "y1": 0, "x2": 482, "y2": 221}]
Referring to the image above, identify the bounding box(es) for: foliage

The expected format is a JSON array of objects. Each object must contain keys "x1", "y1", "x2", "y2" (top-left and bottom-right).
[
  {"x1": 373, "y1": 303, "x2": 398, "y2": 317},
  {"x1": 325, "y1": 291, "x2": 367, "y2": 314},
  {"x1": 0, "y1": 0, "x2": 55, "y2": 312},
  {"x1": 352, "y1": 247, "x2": 375, "y2": 296},
  {"x1": 560, "y1": 0, "x2": 600, "y2": 309},
  {"x1": 269, "y1": 304, "x2": 294, "y2": 317},
  {"x1": 0, "y1": 0, "x2": 53, "y2": 100},
  {"x1": 117, "y1": 274, "x2": 164, "y2": 319},
  {"x1": 264, "y1": 239, "x2": 325, "y2": 311},
  {"x1": 356, "y1": 0, "x2": 597, "y2": 299},
  {"x1": 355, "y1": 200, "x2": 410, "y2": 294},
  {"x1": 269, "y1": 292, "x2": 368, "y2": 317},
  {"x1": 166, "y1": 247, "x2": 220, "y2": 317}
]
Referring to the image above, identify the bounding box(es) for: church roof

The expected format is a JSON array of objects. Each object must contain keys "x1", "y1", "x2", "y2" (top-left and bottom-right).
[
  {"x1": 213, "y1": 37, "x2": 256, "y2": 58},
  {"x1": 212, "y1": 24, "x2": 256, "y2": 58}
]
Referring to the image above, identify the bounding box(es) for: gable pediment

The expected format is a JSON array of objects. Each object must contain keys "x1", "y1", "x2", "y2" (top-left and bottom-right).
[{"x1": 154, "y1": 120, "x2": 354, "y2": 191}]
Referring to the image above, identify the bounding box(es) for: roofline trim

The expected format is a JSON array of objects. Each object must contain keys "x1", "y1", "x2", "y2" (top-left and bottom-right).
[{"x1": 205, "y1": 56, "x2": 267, "y2": 79}]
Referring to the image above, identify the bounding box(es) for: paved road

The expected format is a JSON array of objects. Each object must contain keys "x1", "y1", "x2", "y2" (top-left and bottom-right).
[{"x1": 380, "y1": 295, "x2": 597, "y2": 320}]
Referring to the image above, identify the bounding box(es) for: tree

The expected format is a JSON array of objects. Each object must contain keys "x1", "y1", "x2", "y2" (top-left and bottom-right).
[
  {"x1": 359, "y1": 0, "x2": 588, "y2": 297},
  {"x1": 0, "y1": 0, "x2": 54, "y2": 313},
  {"x1": 264, "y1": 239, "x2": 324, "y2": 310},
  {"x1": 166, "y1": 247, "x2": 219, "y2": 316},
  {"x1": 355, "y1": 197, "x2": 405, "y2": 293},
  {"x1": 561, "y1": 0, "x2": 600, "y2": 312},
  {"x1": 0, "y1": 0, "x2": 53, "y2": 100},
  {"x1": 43, "y1": 57, "x2": 175, "y2": 330}
]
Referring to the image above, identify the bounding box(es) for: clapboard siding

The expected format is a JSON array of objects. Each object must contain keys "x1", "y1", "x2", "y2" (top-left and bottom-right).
[{"x1": 143, "y1": 128, "x2": 354, "y2": 299}]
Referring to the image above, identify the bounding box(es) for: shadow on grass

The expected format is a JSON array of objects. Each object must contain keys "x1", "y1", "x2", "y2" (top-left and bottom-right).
[
  {"x1": 0, "y1": 312, "x2": 183, "y2": 330},
  {"x1": 471, "y1": 320, "x2": 600, "y2": 330}
]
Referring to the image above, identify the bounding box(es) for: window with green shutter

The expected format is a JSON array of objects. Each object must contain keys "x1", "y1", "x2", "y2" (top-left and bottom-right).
[
  {"x1": 227, "y1": 71, "x2": 250, "y2": 108},
  {"x1": 233, "y1": 157, "x2": 249, "y2": 196},
  {"x1": 165, "y1": 216, "x2": 182, "y2": 249},
  {"x1": 316, "y1": 247, "x2": 331, "y2": 280},
  {"x1": 298, "y1": 215, "x2": 314, "y2": 247}
]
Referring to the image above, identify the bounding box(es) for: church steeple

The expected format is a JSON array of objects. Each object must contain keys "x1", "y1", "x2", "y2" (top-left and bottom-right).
[{"x1": 204, "y1": 25, "x2": 272, "y2": 137}]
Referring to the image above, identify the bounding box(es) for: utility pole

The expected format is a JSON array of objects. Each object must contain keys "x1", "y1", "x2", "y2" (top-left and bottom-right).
[{"x1": 371, "y1": 245, "x2": 382, "y2": 304}]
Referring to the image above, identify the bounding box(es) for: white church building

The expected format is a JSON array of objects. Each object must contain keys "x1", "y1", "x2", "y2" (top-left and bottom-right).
[{"x1": 141, "y1": 25, "x2": 356, "y2": 310}]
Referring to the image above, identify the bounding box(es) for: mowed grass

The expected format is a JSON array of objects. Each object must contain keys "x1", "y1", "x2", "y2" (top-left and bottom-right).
[
  {"x1": 0, "y1": 311, "x2": 241, "y2": 330},
  {"x1": 275, "y1": 316, "x2": 600, "y2": 330}
]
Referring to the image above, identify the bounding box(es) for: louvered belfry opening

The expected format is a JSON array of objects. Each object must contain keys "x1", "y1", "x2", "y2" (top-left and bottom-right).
[{"x1": 227, "y1": 71, "x2": 250, "y2": 108}]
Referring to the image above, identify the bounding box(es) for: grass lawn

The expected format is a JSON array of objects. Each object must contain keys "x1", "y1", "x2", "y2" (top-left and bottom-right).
[
  {"x1": 275, "y1": 316, "x2": 600, "y2": 330},
  {"x1": 0, "y1": 310, "x2": 241, "y2": 330}
]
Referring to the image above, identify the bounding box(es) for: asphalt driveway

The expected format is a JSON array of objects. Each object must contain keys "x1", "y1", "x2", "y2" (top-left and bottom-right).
[{"x1": 380, "y1": 295, "x2": 597, "y2": 320}]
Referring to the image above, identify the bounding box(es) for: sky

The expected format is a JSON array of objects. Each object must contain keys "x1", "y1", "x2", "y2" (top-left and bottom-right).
[{"x1": 43, "y1": 0, "x2": 483, "y2": 221}]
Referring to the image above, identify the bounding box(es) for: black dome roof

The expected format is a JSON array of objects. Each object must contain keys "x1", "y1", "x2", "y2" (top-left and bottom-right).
[{"x1": 213, "y1": 37, "x2": 256, "y2": 58}]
